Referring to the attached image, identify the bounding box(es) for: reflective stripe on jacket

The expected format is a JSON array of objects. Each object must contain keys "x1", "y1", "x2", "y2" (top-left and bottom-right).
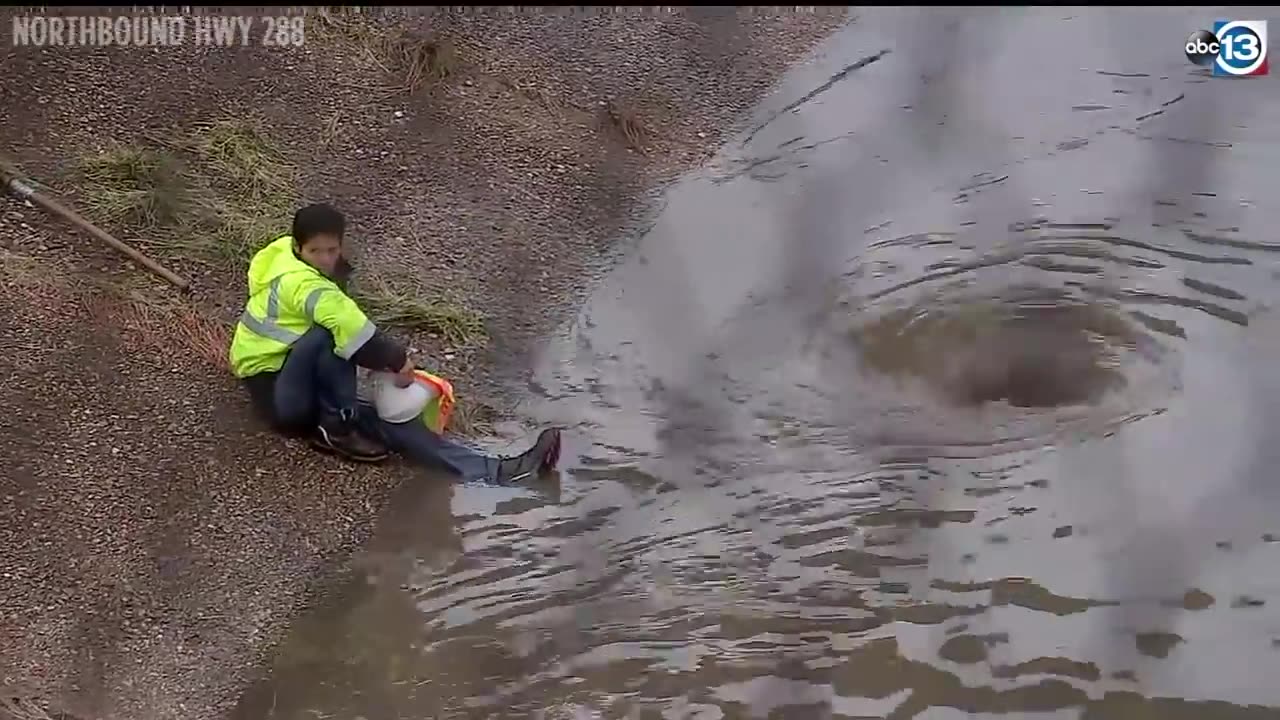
[{"x1": 228, "y1": 234, "x2": 376, "y2": 378}]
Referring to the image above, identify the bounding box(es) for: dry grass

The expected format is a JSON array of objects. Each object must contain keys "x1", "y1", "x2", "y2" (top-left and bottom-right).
[
  {"x1": 603, "y1": 100, "x2": 652, "y2": 154},
  {"x1": 77, "y1": 145, "x2": 187, "y2": 228},
  {"x1": 373, "y1": 33, "x2": 457, "y2": 94},
  {"x1": 448, "y1": 396, "x2": 496, "y2": 437},
  {"x1": 187, "y1": 118, "x2": 297, "y2": 261},
  {"x1": 0, "y1": 245, "x2": 231, "y2": 371},
  {"x1": 53, "y1": 268, "x2": 231, "y2": 371},
  {"x1": 109, "y1": 295, "x2": 232, "y2": 372},
  {"x1": 73, "y1": 117, "x2": 483, "y2": 344},
  {"x1": 77, "y1": 117, "x2": 295, "y2": 264},
  {"x1": 351, "y1": 278, "x2": 485, "y2": 346},
  {"x1": 315, "y1": 9, "x2": 457, "y2": 96}
]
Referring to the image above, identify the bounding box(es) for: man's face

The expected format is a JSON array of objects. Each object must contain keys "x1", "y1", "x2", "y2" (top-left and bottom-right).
[{"x1": 297, "y1": 233, "x2": 342, "y2": 276}]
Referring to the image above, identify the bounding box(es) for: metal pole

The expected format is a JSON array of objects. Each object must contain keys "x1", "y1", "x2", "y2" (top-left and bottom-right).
[{"x1": 0, "y1": 155, "x2": 191, "y2": 292}]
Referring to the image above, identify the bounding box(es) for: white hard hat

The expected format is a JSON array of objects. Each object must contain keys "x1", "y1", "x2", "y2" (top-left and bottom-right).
[{"x1": 372, "y1": 371, "x2": 439, "y2": 424}]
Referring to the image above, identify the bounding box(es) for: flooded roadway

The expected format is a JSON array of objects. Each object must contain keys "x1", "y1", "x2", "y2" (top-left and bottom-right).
[{"x1": 234, "y1": 8, "x2": 1280, "y2": 719}]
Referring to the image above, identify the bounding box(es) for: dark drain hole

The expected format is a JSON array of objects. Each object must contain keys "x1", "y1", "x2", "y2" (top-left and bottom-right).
[
  {"x1": 943, "y1": 338, "x2": 1125, "y2": 408},
  {"x1": 854, "y1": 302, "x2": 1137, "y2": 410}
]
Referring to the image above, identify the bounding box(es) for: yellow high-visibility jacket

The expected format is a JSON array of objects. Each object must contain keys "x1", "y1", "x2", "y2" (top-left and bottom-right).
[{"x1": 228, "y1": 235, "x2": 376, "y2": 378}]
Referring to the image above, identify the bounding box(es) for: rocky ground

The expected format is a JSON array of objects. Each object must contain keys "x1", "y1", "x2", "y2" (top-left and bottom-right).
[{"x1": 0, "y1": 6, "x2": 848, "y2": 720}]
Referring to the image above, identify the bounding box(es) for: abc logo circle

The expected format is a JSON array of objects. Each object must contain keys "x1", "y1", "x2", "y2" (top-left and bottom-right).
[{"x1": 1185, "y1": 29, "x2": 1219, "y2": 66}]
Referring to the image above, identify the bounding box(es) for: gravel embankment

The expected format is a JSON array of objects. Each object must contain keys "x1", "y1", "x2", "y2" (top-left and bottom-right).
[{"x1": 0, "y1": 7, "x2": 849, "y2": 720}]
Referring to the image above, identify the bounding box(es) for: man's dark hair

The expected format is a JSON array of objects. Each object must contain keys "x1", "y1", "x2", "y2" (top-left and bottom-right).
[{"x1": 292, "y1": 203, "x2": 346, "y2": 245}]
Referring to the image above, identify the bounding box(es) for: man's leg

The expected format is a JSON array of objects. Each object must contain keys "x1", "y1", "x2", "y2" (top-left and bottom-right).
[
  {"x1": 377, "y1": 419, "x2": 494, "y2": 481},
  {"x1": 274, "y1": 326, "x2": 387, "y2": 461},
  {"x1": 272, "y1": 327, "x2": 332, "y2": 428},
  {"x1": 372, "y1": 413, "x2": 563, "y2": 484}
]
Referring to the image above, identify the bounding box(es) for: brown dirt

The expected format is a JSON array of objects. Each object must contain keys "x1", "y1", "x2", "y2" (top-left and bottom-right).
[{"x1": 0, "y1": 6, "x2": 849, "y2": 720}]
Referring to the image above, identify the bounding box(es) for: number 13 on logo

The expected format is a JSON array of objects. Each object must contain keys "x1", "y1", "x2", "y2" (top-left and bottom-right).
[{"x1": 1214, "y1": 20, "x2": 1268, "y2": 76}]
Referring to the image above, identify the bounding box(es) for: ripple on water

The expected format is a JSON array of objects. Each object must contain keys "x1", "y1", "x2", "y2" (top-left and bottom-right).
[
  {"x1": 409, "y1": 461, "x2": 891, "y2": 716},
  {"x1": 825, "y1": 225, "x2": 1191, "y2": 455},
  {"x1": 822, "y1": 215, "x2": 1276, "y2": 713}
]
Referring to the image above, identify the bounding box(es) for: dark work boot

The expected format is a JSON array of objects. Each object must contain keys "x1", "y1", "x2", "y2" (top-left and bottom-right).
[
  {"x1": 311, "y1": 412, "x2": 390, "y2": 463},
  {"x1": 492, "y1": 428, "x2": 562, "y2": 484}
]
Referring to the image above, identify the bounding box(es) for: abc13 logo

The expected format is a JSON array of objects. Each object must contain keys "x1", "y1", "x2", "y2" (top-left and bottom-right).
[{"x1": 1186, "y1": 20, "x2": 1268, "y2": 76}]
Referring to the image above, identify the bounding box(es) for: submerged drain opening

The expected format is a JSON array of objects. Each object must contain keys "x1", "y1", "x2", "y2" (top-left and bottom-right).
[
  {"x1": 853, "y1": 297, "x2": 1139, "y2": 409},
  {"x1": 943, "y1": 316, "x2": 1126, "y2": 408}
]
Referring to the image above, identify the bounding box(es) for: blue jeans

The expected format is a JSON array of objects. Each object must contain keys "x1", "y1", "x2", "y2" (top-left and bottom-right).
[
  {"x1": 275, "y1": 327, "x2": 493, "y2": 481},
  {"x1": 364, "y1": 410, "x2": 493, "y2": 482},
  {"x1": 274, "y1": 326, "x2": 361, "y2": 427}
]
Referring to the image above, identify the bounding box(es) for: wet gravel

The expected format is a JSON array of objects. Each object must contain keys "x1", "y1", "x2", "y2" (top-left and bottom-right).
[
  {"x1": 0, "y1": 209, "x2": 411, "y2": 720},
  {"x1": 0, "y1": 7, "x2": 850, "y2": 720}
]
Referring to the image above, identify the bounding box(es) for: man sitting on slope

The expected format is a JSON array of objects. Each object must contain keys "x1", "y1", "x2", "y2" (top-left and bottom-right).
[{"x1": 227, "y1": 202, "x2": 561, "y2": 483}]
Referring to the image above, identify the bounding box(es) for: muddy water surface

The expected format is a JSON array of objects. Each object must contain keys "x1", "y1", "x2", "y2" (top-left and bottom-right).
[{"x1": 235, "y1": 8, "x2": 1280, "y2": 719}]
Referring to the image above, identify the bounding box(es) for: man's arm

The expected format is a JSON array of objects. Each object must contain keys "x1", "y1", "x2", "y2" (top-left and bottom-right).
[
  {"x1": 351, "y1": 332, "x2": 408, "y2": 373},
  {"x1": 291, "y1": 276, "x2": 408, "y2": 372}
]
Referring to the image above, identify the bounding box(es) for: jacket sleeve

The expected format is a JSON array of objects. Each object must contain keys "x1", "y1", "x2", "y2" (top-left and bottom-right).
[
  {"x1": 289, "y1": 276, "x2": 377, "y2": 360},
  {"x1": 351, "y1": 331, "x2": 409, "y2": 373}
]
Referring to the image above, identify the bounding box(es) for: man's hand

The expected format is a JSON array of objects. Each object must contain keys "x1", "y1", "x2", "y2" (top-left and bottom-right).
[{"x1": 393, "y1": 357, "x2": 416, "y2": 388}]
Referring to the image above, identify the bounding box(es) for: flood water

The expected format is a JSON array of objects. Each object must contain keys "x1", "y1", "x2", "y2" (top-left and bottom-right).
[{"x1": 234, "y1": 8, "x2": 1280, "y2": 719}]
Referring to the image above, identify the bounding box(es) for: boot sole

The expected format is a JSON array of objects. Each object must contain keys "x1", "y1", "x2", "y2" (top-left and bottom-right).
[
  {"x1": 309, "y1": 439, "x2": 389, "y2": 464},
  {"x1": 493, "y1": 430, "x2": 563, "y2": 484}
]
